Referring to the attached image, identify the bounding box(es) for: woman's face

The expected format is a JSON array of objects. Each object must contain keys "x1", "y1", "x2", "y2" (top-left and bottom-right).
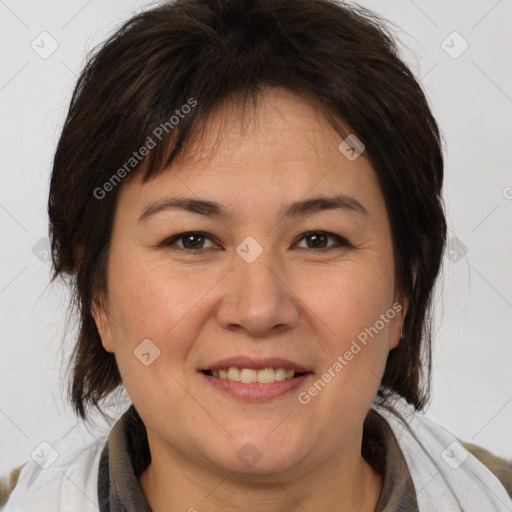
[{"x1": 93, "y1": 87, "x2": 404, "y2": 479}]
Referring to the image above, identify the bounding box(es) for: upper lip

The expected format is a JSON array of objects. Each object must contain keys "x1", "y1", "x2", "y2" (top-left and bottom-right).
[{"x1": 199, "y1": 356, "x2": 312, "y2": 373}]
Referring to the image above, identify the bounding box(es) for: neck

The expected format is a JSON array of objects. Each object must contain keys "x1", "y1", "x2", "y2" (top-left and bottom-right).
[{"x1": 139, "y1": 431, "x2": 383, "y2": 512}]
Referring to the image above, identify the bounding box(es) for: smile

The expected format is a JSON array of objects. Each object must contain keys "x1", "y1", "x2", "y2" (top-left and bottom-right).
[
  {"x1": 199, "y1": 369, "x2": 313, "y2": 402},
  {"x1": 201, "y1": 367, "x2": 308, "y2": 383}
]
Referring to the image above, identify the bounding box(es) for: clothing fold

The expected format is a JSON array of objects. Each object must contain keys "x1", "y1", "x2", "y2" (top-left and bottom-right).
[{"x1": 4, "y1": 397, "x2": 512, "y2": 511}]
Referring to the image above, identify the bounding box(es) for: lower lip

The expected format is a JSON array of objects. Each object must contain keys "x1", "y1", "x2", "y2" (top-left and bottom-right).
[{"x1": 199, "y1": 372, "x2": 313, "y2": 402}]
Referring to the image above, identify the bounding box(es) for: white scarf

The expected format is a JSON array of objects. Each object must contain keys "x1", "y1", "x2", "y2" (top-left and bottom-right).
[
  {"x1": 4, "y1": 399, "x2": 512, "y2": 511},
  {"x1": 373, "y1": 397, "x2": 512, "y2": 511}
]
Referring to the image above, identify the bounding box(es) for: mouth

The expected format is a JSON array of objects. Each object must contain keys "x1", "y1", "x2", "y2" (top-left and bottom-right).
[
  {"x1": 200, "y1": 367, "x2": 310, "y2": 383},
  {"x1": 198, "y1": 357, "x2": 314, "y2": 402}
]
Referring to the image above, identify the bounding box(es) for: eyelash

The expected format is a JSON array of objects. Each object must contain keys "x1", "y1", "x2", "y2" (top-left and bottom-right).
[{"x1": 160, "y1": 230, "x2": 352, "y2": 254}]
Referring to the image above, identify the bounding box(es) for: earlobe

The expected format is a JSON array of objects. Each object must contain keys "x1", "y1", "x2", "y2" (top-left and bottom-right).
[
  {"x1": 74, "y1": 245, "x2": 84, "y2": 268},
  {"x1": 91, "y1": 300, "x2": 114, "y2": 353},
  {"x1": 389, "y1": 296, "x2": 408, "y2": 350},
  {"x1": 389, "y1": 327, "x2": 402, "y2": 351},
  {"x1": 393, "y1": 326, "x2": 404, "y2": 350}
]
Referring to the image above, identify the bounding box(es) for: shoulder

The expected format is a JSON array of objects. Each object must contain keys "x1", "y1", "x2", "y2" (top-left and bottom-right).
[
  {"x1": 2, "y1": 435, "x2": 107, "y2": 512},
  {"x1": 372, "y1": 398, "x2": 512, "y2": 510},
  {"x1": 0, "y1": 465, "x2": 24, "y2": 508},
  {"x1": 461, "y1": 440, "x2": 512, "y2": 499}
]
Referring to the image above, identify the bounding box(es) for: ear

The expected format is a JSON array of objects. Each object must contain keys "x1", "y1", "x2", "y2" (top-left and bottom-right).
[
  {"x1": 389, "y1": 265, "x2": 417, "y2": 350},
  {"x1": 74, "y1": 244, "x2": 84, "y2": 268},
  {"x1": 91, "y1": 297, "x2": 114, "y2": 353},
  {"x1": 389, "y1": 293, "x2": 408, "y2": 350}
]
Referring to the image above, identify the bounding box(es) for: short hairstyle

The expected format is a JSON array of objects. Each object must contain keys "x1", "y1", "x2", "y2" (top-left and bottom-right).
[{"x1": 48, "y1": 0, "x2": 447, "y2": 420}]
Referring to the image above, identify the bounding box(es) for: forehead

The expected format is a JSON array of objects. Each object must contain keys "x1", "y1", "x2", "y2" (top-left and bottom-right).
[
  {"x1": 175, "y1": 87, "x2": 361, "y2": 167},
  {"x1": 117, "y1": 87, "x2": 384, "y2": 222}
]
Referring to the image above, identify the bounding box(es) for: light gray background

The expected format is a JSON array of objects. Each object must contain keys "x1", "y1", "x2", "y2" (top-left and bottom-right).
[{"x1": 1, "y1": 0, "x2": 511, "y2": 476}]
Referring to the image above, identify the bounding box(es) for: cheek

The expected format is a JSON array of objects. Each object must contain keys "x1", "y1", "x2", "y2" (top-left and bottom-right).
[
  {"x1": 104, "y1": 254, "x2": 221, "y2": 383},
  {"x1": 307, "y1": 260, "x2": 396, "y2": 382},
  {"x1": 311, "y1": 258, "x2": 395, "y2": 333},
  {"x1": 104, "y1": 261, "x2": 198, "y2": 413},
  {"x1": 107, "y1": 256, "x2": 198, "y2": 337}
]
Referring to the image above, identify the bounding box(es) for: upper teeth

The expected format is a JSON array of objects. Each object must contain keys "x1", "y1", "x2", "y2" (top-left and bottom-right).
[{"x1": 212, "y1": 367, "x2": 297, "y2": 383}]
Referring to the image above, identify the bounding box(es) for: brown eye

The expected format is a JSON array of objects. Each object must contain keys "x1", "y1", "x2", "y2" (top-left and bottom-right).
[
  {"x1": 296, "y1": 231, "x2": 350, "y2": 250},
  {"x1": 162, "y1": 232, "x2": 218, "y2": 252},
  {"x1": 181, "y1": 233, "x2": 205, "y2": 250}
]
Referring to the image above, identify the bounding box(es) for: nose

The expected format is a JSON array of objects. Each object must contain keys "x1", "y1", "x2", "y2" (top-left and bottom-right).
[{"x1": 215, "y1": 252, "x2": 301, "y2": 337}]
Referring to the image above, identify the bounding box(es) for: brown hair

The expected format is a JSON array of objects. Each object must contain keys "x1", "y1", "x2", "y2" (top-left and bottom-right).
[{"x1": 49, "y1": 0, "x2": 446, "y2": 420}]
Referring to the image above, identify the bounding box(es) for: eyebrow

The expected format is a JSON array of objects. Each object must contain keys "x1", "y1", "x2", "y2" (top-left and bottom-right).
[{"x1": 138, "y1": 194, "x2": 368, "y2": 223}]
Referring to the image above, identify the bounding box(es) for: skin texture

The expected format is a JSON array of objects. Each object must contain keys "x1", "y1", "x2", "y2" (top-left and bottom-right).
[{"x1": 93, "y1": 87, "x2": 405, "y2": 512}]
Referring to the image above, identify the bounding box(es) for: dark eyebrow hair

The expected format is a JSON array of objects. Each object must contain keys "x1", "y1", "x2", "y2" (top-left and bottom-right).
[{"x1": 138, "y1": 194, "x2": 368, "y2": 223}]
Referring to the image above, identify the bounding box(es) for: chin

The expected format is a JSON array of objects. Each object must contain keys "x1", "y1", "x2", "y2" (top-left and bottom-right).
[{"x1": 203, "y1": 434, "x2": 307, "y2": 476}]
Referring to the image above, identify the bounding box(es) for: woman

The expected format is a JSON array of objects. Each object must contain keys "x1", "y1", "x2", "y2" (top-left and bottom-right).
[{"x1": 3, "y1": 0, "x2": 512, "y2": 510}]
